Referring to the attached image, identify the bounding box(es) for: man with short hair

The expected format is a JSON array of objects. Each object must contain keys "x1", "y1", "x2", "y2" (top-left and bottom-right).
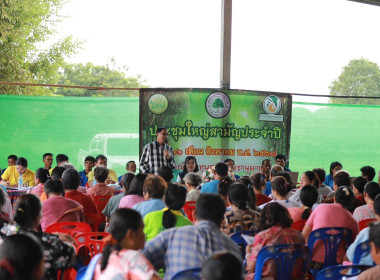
[
  {"x1": 275, "y1": 154, "x2": 291, "y2": 171},
  {"x1": 79, "y1": 156, "x2": 95, "y2": 187},
  {"x1": 139, "y1": 127, "x2": 175, "y2": 175},
  {"x1": 143, "y1": 194, "x2": 241, "y2": 279},
  {"x1": 87, "y1": 155, "x2": 118, "y2": 187},
  {"x1": 41, "y1": 179, "x2": 84, "y2": 231},
  {"x1": 62, "y1": 168, "x2": 98, "y2": 215},
  {"x1": 117, "y1": 160, "x2": 136, "y2": 184},
  {"x1": 43, "y1": 153, "x2": 53, "y2": 170},
  {"x1": 201, "y1": 162, "x2": 229, "y2": 194},
  {"x1": 49, "y1": 154, "x2": 69, "y2": 175},
  {"x1": 263, "y1": 164, "x2": 284, "y2": 196},
  {"x1": 361, "y1": 166, "x2": 376, "y2": 182},
  {"x1": 1, "y1": 155, "x2": 17, "y2": 174},
  {"x1": 87, "y1": 166, "x2": 115, "y2": 196}
]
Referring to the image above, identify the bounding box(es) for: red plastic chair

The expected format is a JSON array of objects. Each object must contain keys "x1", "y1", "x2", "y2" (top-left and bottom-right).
[
  {"x1": 183, "y1": 201, "x2": 196, "y2": 222},
  {"x1": 291, "y1": 219, "x2": 307, "y2": 232},
  {"x1": 45, "y1": 221, "x2": 92, "y2": 237},
  {"x1": 85, "y1": 212, "x2": 101, "y2": 232},
  {"x1": 93, "y1": 195, "x2": 112, "y2": 224},
  {"x1": 75, "y1": 232, "x2": 110, "y2": 265},
  {"x1": 358, "y1": 218, "x2": 376, "y2": 231}
]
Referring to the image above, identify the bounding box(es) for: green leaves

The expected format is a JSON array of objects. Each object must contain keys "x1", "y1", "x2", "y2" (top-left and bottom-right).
[
  {"x1": 0, "y1": 0, "x2": 79, "y2": 95},
  {"x1": 329, "y1": 58, "x2": 380, "y2": 105},
  {"x1": 55, "y1": 59, "x2": 147, "y2": 97}
]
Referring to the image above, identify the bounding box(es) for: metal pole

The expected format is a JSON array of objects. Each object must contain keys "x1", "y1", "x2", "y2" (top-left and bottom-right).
[{"x1": 220, "y1": 0, "x2": 232, "y2": 89}]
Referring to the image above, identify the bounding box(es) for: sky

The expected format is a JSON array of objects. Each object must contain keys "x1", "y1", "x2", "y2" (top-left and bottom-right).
[{"x1": 52, "y1": 0, "x2": 380, "y2": 103}]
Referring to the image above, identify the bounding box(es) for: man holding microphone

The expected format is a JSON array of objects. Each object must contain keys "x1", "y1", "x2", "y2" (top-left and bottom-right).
[{"x1": 139, "y1": 127, "x2": 176, "y2": 175}]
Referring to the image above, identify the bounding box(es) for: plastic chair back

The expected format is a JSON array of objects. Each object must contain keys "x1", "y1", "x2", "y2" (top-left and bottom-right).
[
  {"x1": 353, "y1": 240, "x2": 374, "y2": 265},
  {"x1": 315, "y1": 264, "x2": 373, "y2": 280},
  {"x1": 45, "y1": 221, "x2": 92, "y2": 237},
  {"x1": 358, "y1": 218, "x2": 376, "y2": 231},
  {"x1": 307, "y1": 227, "x2": 352, "y2": 276},
  {"x1": 183, "y1": 201, "x2": 196, "y2": 222},
  {"x1": 171, "y1": 267, "x2": 201, "y2": 280},
  {"x1": 75, "y1": 232, "x2": 110, "y2": 265},
  {"x1": 230, "y1": 230, "x2": 256, "y2": 259},
  {"x1": 85, "y1": 212, "x2": 100, "y2": 232},
  {"x1": 93, "y1": 195, "x2": 112, "y2": 223},
  {"x1": 291, "y1": 219, "x2": 307, "y2": 232},
  {"x1": 254, "y1": 244, "x2": 310, "y2": 280}
]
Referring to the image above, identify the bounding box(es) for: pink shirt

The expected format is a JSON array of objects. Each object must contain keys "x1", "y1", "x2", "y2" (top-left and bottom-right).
[
  {"x1": 353, "y1": 204, "x2": 375, "y2": 223},
  {"x1": 87, "y1": 183, "x2": 115, "y2": 197},
  {"x1": 41, "y1": 196, "x2": 85, "y2": 231},
  {"x1": 30, "y1": 183, "x2": 44, "y2": 197},
  {"x1": 119, "y1": 194, "x2": 145, "y2": 209},
  {"x1": 306, "y1": 203, "x2": 359, "y2": 263},
  {"x1": 94, "y1": 249, "x2": 156, "y2": 280},
  {"x1": 288, "y1": 207, "x2": 304, "y2": 223}
]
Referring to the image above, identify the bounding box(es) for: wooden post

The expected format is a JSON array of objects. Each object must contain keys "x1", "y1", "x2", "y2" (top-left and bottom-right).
[{"x1": 220, "y1": 0, "x2": 232, "y2": 89}]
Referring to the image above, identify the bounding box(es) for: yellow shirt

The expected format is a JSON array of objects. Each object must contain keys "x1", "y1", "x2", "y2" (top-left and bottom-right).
[
  {"x1": 88, "y1": 169, "x2": 118, "y2": 183},
  {"x1": 1, "y1": 166, "x2": 35, "y2": 187}
]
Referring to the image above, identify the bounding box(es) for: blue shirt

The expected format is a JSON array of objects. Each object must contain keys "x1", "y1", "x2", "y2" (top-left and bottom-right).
[
  {"x1": 263, "y1": 181, "x2": 272, "y2": 196},
  {"x1": 346, "y1": 227, "x2": 374, "y2": 265},
  {"x1": 79, "y1": 170, "x2": 89, "y2": 187},
  {"x1": 143, "y1": 220, "x2": 241, "y2": 280},
  {"x1": 324, "y1": 174, "x2": 334, "y2": 189},
  {"x1": 200, "y1": 180, "x2": 219, "y2": 194},
  {"x1": 133, "y1": 198, "x2": 165, "y2": 218}
]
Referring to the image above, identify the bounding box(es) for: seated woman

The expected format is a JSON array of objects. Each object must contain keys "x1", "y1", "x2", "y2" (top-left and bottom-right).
[
  {"x1": 0, "y1": 234, "x2": 44, "y2": 280},
  {"x1": 119, "y1": 173, "x2": 147, "y2": 209},
  {"x1": 202, "y1": 250, "x2": 243, "y2": 280},
  {"x1": 313, "y1": 168, "x2": 333, "y2": 198},
  {"x1": 218, "y1": 177, "x2": 234, "y2": 206},
  {"x1": 30, "y1": 168, "x2": 50, "y2": 197},
  {"x1": 103, "y1": 173, "x2": 135, "y2": 221},
  {"x1": 289, "y1": 171, "x2": 322, "y2": 205},
  {"x1": 288, "y1": 185, "x2": 319, "y2": 223},
  {"x1": 222, "y1": 182, "x2": 260, "y2": 235},
  {"x1": 176, "y1": 156, "x2": 200, "y2": 185},
  {"x1": 352, "y1": 177, "x2": 367, "y2": 211},
  {"x1": 237, "y1": 176, "x2": 258, "y2": 210},
  {"x1": 262, "y1": 176, "x2": 300, "y2": 209},
  {"x1": 246, "y1": 202, "x2": 305, "y2": 279},
  {"x1": 87, "y1": 167, "x2": 115, "y2": 197},
  {"x1": 357, "y1": 222, "x2": 380, "y2": 279},
  {"x1": 143, "y1": 183, "x2": 192, "y2": 241},
  {"x1": 353, "y1": 181, "x2": 380, "y2": 223},
  {"x1": 94, "y1": 208, "x2": 161, "y2": 279},
  {"x1": 324, "y1": 161, "x2": 342, "y2": 189},
  {"x1": 0, "y1": 194, "x2": 76, "y2": 280},
  {"x1": 0, "y1": 157, "x2": 35, "y2": 188},
  {"x1": 250, "y1": 172, "x2": 271, "y2": 206},
  {"x1": 302, "y1": 186, "x2": 359, "y2": 271},
  {"x1": 183, "y1": 172, "x2": 202, "y2": 202}
]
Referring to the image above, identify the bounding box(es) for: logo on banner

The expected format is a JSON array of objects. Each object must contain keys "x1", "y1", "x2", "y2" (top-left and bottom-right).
[
  {"x1": 205, "y1": 91, "x2": 231, "y2": 118},
  {"x1": 148, "y1": 94, "x2": 169, "y2": 115},
  {"x1": 260, "y1": 95, "x2": 284, "y2": 122}
]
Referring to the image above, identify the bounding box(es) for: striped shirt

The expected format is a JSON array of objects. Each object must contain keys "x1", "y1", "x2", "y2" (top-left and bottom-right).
[
  {"x1": 142, "y1": 220, "x2": 241, "y2": 280},
  {"x1": 139, "y1": 141, "x2": 175, "y2": 174}
]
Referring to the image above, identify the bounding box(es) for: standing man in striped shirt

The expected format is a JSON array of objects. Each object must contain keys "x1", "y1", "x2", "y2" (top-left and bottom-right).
[{"x1": 140, "y1": 127, "x2": 176, "y2": 175}]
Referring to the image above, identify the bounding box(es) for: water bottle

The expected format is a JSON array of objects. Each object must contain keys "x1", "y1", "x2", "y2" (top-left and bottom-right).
[
  {"x1": 93, "y1": 179, "x2": 97, "y2": 187},
  {"x1": 18, "y1": 174, "x2": 23, "y2": 190}
]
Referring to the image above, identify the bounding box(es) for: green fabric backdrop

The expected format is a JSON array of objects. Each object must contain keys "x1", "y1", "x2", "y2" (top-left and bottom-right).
[{"x1": 0, "y1": 95, "x2": 378, "y2": 180}]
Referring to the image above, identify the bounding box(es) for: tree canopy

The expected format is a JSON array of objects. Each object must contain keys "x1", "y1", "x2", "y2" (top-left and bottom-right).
[
  {"x1": 56, "y1": 59, "x2": 147, "y2": 97},
  {"x1": 329, "y1": 58, "x2": 380, "y2": 105},
  {"x1": 0, "y1": 0, "x2": 80, "y2": 95}
]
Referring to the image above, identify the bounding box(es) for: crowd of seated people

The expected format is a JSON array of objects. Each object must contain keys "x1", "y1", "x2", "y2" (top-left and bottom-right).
[{"x1": 1, "y1": 153, "x2": 380, "y2": 279}]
